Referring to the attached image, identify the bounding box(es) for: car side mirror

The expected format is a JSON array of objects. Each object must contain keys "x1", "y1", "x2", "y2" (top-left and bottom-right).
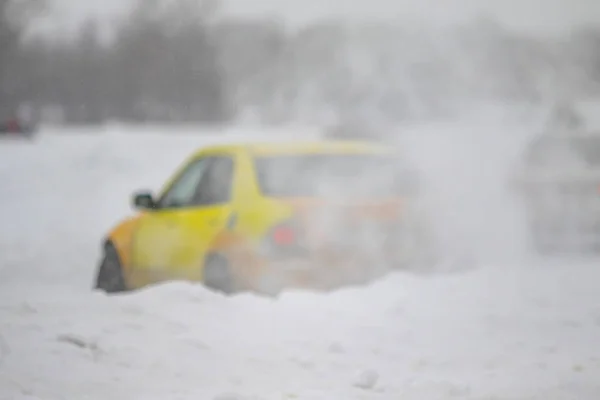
[{"x1": 132, "y1": 191, "x2": 156, "y2": 210}]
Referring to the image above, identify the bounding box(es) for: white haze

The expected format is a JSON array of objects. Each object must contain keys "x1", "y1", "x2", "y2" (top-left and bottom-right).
[
  {"x1": 321, "y1": 107, "x2": 545, "y2": 281},
  {"x1": 200, "y1": 104, "x2": 555, "y2": 289},
  {"x1": 397, "y1": 111, "x2": 536, "y2": 267},
  {"x1": 51, "y1": 0, "x2": 600, "y2": 35}
]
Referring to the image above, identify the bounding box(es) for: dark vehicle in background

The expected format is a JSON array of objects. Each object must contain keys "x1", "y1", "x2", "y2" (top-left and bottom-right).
[
  {"x1": 0, "y1": 106, "x2": 38, "y2": 139},
  {"x1": 513, "y1": 131, "x2": 600, "y2": 254},
  {"x1": 0, "y1": 116, "x2": 37, "y2": 138}
]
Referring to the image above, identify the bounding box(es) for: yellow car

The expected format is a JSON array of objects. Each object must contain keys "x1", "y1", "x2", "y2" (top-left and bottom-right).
[{"x1": 94, "y1": 139, "x2": 433, "y2": 296}]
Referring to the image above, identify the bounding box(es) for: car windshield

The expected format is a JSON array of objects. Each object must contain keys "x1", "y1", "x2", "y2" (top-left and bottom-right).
[
  {"x1": 253, "y1": 153, "x2": 418, "y2": 199},
  {"x1": 526, "y1": 136, "x2": 600, "y2": 166}
]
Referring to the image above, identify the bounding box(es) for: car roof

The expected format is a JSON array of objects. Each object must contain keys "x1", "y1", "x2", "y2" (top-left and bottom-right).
[{"x1": 192, "y1": 139, "x2": 394, "y2": 157}]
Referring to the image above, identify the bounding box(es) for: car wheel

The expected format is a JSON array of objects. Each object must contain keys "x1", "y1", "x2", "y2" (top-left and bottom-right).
[
  {"x1": 94, "y1": 243, "x2": 128, "y2": 293},
  {"x1": 203, "y1": 254, "x2": 234, "y2": 295}
]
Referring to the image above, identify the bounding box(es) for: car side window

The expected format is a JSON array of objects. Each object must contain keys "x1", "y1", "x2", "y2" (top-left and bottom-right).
[
  {"x1": 157, "y1": 158, "x2": 211, "y2": 209},
  {"x1": 193, "y1": 156, "x2": 234, "y2": 206}
]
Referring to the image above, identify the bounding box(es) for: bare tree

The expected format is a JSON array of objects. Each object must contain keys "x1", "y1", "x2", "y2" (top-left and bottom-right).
[
  {"x1": 4, "y1": 0, "x2": 600, "y2": 127},
  {"x1": 0, "y1": 0, "x2": 45, "y2": 113}
]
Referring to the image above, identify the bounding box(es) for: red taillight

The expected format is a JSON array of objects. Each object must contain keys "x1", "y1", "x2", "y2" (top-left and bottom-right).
[
  {"x1": 272, "y1": 225, "x2": 296, "y2": 246},
  {"x1": 261, "y1": 219, "x2": 308, "y2": 258}
]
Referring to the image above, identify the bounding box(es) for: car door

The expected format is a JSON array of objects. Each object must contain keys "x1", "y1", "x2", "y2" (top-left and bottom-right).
[
  {"x1": 166, "y1": 154, "x2": 236, "y2": 281},
  {"x1": 130, "y1": 156, "x2": 212, "y2": 286}
]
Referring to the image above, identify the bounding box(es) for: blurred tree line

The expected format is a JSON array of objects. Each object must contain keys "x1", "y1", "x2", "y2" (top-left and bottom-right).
[{"x1": 1, "y1": 0, "x2": 600, "y2": 125}]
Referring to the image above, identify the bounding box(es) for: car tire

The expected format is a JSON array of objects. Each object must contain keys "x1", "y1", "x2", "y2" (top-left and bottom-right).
[
  {"x1": 94, "y1": 243, "x2": 128, "y2": 294},
  {"x1": 203, "y1": 254, "x2": 235, "y2": 295}
]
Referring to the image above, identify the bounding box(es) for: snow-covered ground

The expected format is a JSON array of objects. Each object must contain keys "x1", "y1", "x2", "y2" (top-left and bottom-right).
[{"x1": 1, "y1": 124, "x2": 600, "y2": 400}]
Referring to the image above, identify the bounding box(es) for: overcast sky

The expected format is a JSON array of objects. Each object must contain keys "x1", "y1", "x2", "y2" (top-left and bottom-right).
[{"x1": 48, "y1": 0, "x2": 600, "y2": 34}]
